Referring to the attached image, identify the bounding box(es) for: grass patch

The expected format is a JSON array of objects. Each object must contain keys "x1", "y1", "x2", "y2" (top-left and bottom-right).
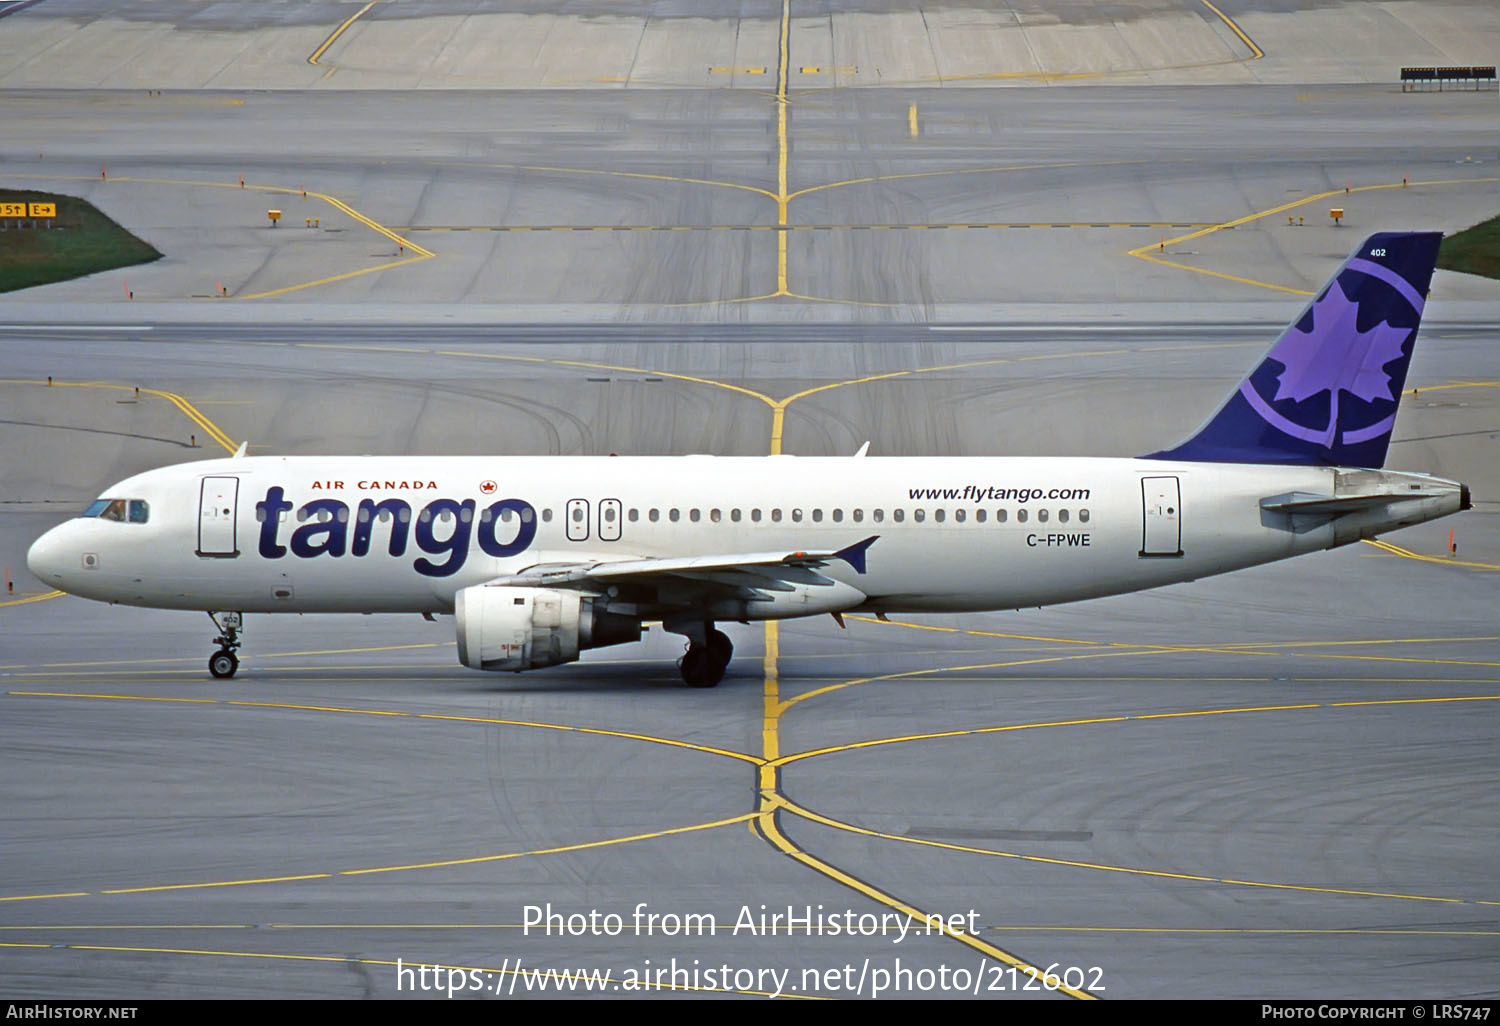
[
  {"x1": 0, "y1": 189, "x2": 161, "y2": 292},
  {"x1": 1437, "y1": 215, "x2": 1500, "y2": 281}
]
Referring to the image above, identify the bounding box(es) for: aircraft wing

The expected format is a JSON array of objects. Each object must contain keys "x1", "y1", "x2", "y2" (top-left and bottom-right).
[{"x1": 487, "y1": 535, "x2": 878, "y2": 597}]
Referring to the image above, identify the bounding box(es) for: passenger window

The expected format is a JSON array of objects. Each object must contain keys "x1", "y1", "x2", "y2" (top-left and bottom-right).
[
  {"x1": 853, "y1": 509, "x2": 863, "y2": 523},
  {"x1": 913, "y1": 509, "x2": 925, "y2": 523},
  {"x1": 975, "y1": 509, "x2": 986, "y2": 523},
  {"x1": 751, "y1": 509, "x2": 762, "y2": 523},
  {"x1": 628, "y1": 508, "x2": 639, "y2": 522},
  {"x1": 540, "y1": 508, "x2": 552, "y2": 523},
  {"x1": 1079, "y1": 509, "x2": 1090, "y2": 523},
  {"x1": 996, "y1": 509, "x2": 1007, "y2": 523},
  {"x1": 669, "y1": 509, "x2": 681, "y2": 523},
  {"x1": 399, "y1": 508, "x2": 412, "y2": 524},
  {"x1": 1058, "y1": 509, "x2": 1069, "y2": 523},
  {"x1": 893, "y1": 509, "x2": 905, "y2": 523},
  {"x1": 340, "y1": 507, "x2": 352, "y2": 524},
  {"x1": 811, "y1": 509, "x2": 822, "y2": 523},
  {"x1": 1017, "y1": 509, "x2": 1028, "y2": 523},
  {"x1": 604, "y1": 506, "x2": 617, "y2": 523},
  {"x1": 954, "y1": 508, "x2": 965, "y2": 523},
  {"x1": 792, "y1": 509, "x2": 803, "y2": 522},
  {"x1": 771, "y1": 509, "x2": 782, "y2": 523},
  {"x1": 873, "y1": 509, "x2": 884, "y2": 523},
  {"x1": 710, "y1": 508, "x2": 722, "y2": 523},
  {"x1": 731, "y1": 509, "x2": 742, "y2": 522},
  {"x1": 832, "y1": 509, "x2": 843, "y2": 523},
  {"x1": 650, "y1": 508, "x2": 660, "y2": 522},
  {"x1": 690, "y1": 508, "x2": 701, "y2": 523},
  {"x1": 1037, "y1": 509, "x2": 1048, "y2": 523},
  {"x1": 571, "y1": 506, "x2": 584, "y2": 523},
  {"x1": 521, "y1": 507, "x2": 534, "y2": 524},
  {"x1": 128, "y1": 500, "x2": 149, "y2": 524},
  {"x1": 934, "y1": 509, "x2": 945, "y2": 523}
]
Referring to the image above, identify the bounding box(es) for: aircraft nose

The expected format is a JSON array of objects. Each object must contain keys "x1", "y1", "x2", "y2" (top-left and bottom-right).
[{"x1": 26, "y1": 524, "x2": 70, "y2": 587}]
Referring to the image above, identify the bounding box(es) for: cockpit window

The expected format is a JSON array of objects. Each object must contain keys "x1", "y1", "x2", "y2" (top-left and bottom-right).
[{"x1": 81, "y1": 498, "x2": 148, "y2": 524}]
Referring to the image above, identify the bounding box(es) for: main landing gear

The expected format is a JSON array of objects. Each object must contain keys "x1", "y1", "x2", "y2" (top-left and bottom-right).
[
  {"x1": 670, "y1": 618, "x2": 733, "y2": 688},
  {"x1": 208, "y1": 611, "x2": 243, "y2": 679}
]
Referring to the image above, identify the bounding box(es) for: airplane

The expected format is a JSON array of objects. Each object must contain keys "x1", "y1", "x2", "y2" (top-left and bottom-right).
[{"x1": 26, "y1": 231, "x2": 1468, "y2": 688}]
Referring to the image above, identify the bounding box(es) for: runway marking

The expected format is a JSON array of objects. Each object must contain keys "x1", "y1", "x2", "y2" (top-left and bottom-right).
[
  {"x1": 307, "y1": 0, "x2": 377, "y2": 66},
  {"x1": 1127, "y1": 177, "x2": 1500, "y2": 295},
  {"x1": 14, "y1": 173, "x2": 434, "y2": 298},
  {"x1": 0, "y1": 590, "x2": 62, "y2": 608},
  {"x1": 0, "y1": 378, "x2": 239, "y2": 453}
]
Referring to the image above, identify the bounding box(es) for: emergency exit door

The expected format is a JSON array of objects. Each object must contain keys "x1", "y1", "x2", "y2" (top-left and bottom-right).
[
  {"x1": 198, "y1": 476, "x2": 239, "y2": 557},
  {"x1": 598, "y1": 498, "x2": 622, "y2": 541},
  {"x1": 1140, "y1": 476, "x2": 1182, "y2": 557},
  {"x1": 565, "y1": 498, "x2": 590, "y2": 542}
]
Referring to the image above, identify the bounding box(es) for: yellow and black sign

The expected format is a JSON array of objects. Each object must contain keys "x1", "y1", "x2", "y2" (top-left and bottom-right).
[{"x1": 1, "y1": 201, "x2": 56, "y2": 218}]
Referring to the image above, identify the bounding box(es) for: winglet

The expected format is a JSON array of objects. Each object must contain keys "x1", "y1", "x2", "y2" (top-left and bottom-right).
[
  {"x1": 833, "y1": 535, "x2": 879, "y2": 574},
  {"x1": 853, "y1": 441, "x2": 871, "y2": 458},
  {"x1": 232, "y1": 441, "x2": 248, "y2": 459},
  {"x1": 1145, "y1": 231, "x2": 1442, "y2": 468}
]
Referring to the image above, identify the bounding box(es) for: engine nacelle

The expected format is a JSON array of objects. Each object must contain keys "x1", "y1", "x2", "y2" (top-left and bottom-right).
[{"x1": 455, "y1": 585, "x2": 641, "y2": 671}]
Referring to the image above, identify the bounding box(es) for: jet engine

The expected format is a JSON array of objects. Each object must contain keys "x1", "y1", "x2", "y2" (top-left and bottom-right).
[{"x1": 454, "y1": 585, "x2": 641, "y2": 671}]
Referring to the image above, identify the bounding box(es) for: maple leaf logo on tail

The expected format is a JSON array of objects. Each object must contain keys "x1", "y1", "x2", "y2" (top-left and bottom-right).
[
  {"x1": 1265, "y1": 280, "x2": 1412, "y2": 448},
  {"x1": 1144, "y1": 231, "x2": 1443, "y2": 468}
]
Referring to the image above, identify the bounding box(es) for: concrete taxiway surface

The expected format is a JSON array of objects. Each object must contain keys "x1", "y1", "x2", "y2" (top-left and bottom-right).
[{"x1": 1, "y1": 0, "x2": 1498, "y2": 1003}]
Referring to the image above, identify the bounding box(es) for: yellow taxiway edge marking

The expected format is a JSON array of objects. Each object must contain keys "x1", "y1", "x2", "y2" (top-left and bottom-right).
[
  {"x1": 781, "y1": 798, "x2": 1479, "y2": 906},
  {"x1": 1127, "y1": 177, "x2": 1500, "y2": 295},
  {"x1": 0, "y1": 378, "x2": 239, "y2": 453},
  {"x1": 1362, "y1": 538, "x2": 1500, "y2": 572},
  {"x1": 0, "y1": 814, "x2": 758, "y2": 903},
  {"x1": 0, "y1": 590, "x2": 63, "y2": 608},
  {"x1": 104, "y1": 874, "x2": 333, "y2": 895},
  {"x1": 307, "y1": 0, "x2": 377, "y2": 66},
  {"x1": 5, "y1": 690, "x2": 759, "y2": 765},
  {"x1": 755, "y1": 798, "x2": 1096, "y2": 998},
  {"x1": 1198, "y1": 0, "x2": 1263, "y2": 60},
  {"x1": 773, "y1": 695, "x2": 1499, "y2": 769},
  {"x1": 18, "y1": 173, "x2": 433, "y2": 296},
  {"x1": 0, "y1": 944, "x2": 802, "y2": 999},
  {"x1": 341, "y1": 813, "x2": 757, "y2": 876},
  {"x1": 773, "y1": 0, "x2": 791, "y2": 296},
  {"x1": 236, "y1": 253, "x2": 431, "y2": 300}
]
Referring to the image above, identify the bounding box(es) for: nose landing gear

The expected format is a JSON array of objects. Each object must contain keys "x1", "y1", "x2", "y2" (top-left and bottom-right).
[{"x1": 208, "y1": 611, "x2": 243, "y2": 679}]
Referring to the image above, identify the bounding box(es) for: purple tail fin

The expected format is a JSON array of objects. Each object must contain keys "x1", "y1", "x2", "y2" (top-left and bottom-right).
[{"x1": 1147, "y1": 231, "x2": 1442, "y2": 468}]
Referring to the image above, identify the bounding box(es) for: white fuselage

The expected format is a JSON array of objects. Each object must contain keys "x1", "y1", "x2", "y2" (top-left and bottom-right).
[{"x1": 25, "y1": 454, "x2": 1465, "y2": 617}]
